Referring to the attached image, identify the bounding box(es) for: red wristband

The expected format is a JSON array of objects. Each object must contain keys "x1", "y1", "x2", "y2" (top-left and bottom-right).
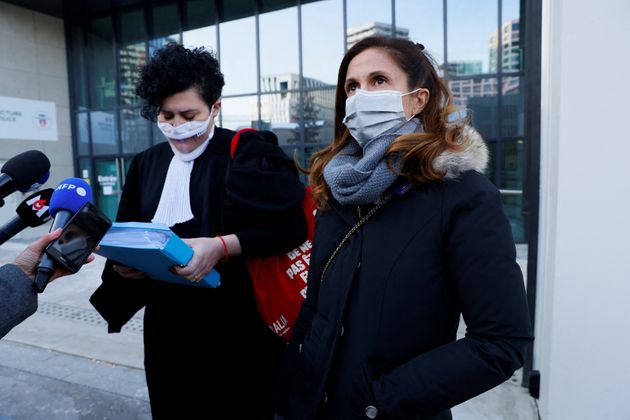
[{"x1": 216, "y1": 235, "x2": 229, "y2": 262}]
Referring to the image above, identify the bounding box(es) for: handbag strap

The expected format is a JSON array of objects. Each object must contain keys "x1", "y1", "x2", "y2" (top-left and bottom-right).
[{"x1": 320, "y1": 193, "x2": 392, "y2": 283}]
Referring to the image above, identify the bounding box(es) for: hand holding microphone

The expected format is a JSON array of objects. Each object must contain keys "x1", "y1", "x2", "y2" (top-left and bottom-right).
[
  {"x1": 34, "y1": 178, "x2": 93, "y2": 293},
  {"x1": 12, "y1": 228, "x2": 96, "y2": 283}
]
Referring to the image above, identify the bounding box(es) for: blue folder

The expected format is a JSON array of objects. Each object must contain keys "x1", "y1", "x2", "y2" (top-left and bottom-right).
[{"x1": 96, "y1": 222, "x2": 221, "y2": 288}]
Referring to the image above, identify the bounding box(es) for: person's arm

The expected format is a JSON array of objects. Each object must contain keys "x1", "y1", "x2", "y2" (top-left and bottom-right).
[
  {"x1": 234, "y1": 206, "x2": 307, "y2": 257},
  {"x1": 176, "y1": 131, "x2": 307, "y2": 281},
  {"x1": 174, "y1": 234, "x2": 239, "y2": 282},
  {"x1": 174, "y1": 203, "x2": 307, "y2": 282},
  {"x1": 359, "y1": 172, "x2": 533, "y2": 418},
  {"x1": 0, "y1": 264, "x2": 38, "y2": 339},
  {"x1": 1, "y1": 229, "x2": 88, "y2": 338},
  {"x1": 226, "y1": 129, "x2": 308, "y2": 257}
]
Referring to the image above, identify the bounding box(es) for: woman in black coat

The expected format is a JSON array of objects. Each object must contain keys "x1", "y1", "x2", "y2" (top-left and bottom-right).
[
  {"x1": 90, "y1": 44, "x2": 306, "y2": 419},
  {"x1": 276, "y1": 36, "x2": 533, "y2": 420}
]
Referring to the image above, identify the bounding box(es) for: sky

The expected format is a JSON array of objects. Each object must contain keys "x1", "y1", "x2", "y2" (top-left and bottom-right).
[{"x1": 179, "y1": 0, "x2": 521, "y2": 128}]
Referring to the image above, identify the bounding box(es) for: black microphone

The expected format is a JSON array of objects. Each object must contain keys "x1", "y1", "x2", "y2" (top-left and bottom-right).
[
  {"x1": 0, "y1": 150, "x2": 50, "y2": 208},
  {"x1": 33, "y1": 178, "x2": 93, "y2": 293},
  {"x1": 0, "y1": 188, "x2": 54, "y2": 246}
]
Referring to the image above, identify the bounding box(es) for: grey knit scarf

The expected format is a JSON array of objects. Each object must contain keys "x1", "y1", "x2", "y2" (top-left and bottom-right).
[{"x1": 324, "y1": 118, "x2": 421, "y2": 205}]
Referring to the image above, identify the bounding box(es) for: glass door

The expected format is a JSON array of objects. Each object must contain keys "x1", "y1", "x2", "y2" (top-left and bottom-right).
[{"x1": 94, "y1": 158, "x2": 123, "y2": 221}]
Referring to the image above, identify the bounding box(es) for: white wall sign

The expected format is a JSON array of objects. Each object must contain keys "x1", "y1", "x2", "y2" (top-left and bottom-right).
[
  {"x1": 0, "y1": 96, "x2": 58, "y2": 141},
  {"x1": 90, "y1": 111, "x2": 115, "y2": 144}
]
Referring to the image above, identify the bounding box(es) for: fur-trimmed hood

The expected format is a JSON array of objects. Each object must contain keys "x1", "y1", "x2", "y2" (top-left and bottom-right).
[{"x1": 433, "y1": 125, "x2": 489, "y2": 179}]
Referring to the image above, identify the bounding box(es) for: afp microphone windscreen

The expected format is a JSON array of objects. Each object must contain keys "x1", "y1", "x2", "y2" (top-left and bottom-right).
[
  {"x1": 1, "y1": 150, "x2": 51, "y2": 192},
  {"x1": 49, "y1": 178, "x2": 93, "y2": 217},
  {"x1": 33, "y1": 179, "x2": 93, "y2": 292}
]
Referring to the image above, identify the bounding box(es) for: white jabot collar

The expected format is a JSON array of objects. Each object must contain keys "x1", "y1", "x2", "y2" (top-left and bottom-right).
[{"x1": 151, "y1": 127, "x2": 215, "y2": 226}]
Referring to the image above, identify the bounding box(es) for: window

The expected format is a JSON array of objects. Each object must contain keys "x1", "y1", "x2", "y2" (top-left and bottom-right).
[
  {"x1": 502, "y1": 0, "x2": 522, "y2": 73},
  {"x1": 302, "y1": 0, "x2": 343, "y2": 85},
  {"x1": 347, "y1": 0, "x2": 392, "y2": 50},
  {"x1": 447, "y1": 0, "x2": 498, "y2": 74},
  {"x1": 88, "y1": 16, "x2": 116, "y2": 109},
  {"x1": 69, "y1": 23, "x2": 88, "y2": 110},
  {"x1": 219, "y1": 95, "x2": 258, "y2": 130},
  {"x1": 76, "y1": 112, "x2": 90, "y2": 155},
  {"x1": 119, "y1": 9, "x2": 147, "y2": 106},
  {"x1": 90, "y1": 110, "x2": 118, "y2": 155},
  {"x1": 396, "y1": 0, "x2": 444, "y2": 67},
  {"x1": 185, "y1": 0, "x2": 217, "y2": 32},
  {"x1": 260, "y1": 6, "x2": 298, "y2": 87},
  {"x1": 183, "y1": 0, "x2": 217, "y2": 57},
  {"x1": 150, "y1": 2, "x2": 181, "y2": 56},
  {"x1": 121, "y1": 107, "x2": 151, "y2": 154},
  {"x1": 219, "y1": 16, "x2": 257, "y2": 95}
]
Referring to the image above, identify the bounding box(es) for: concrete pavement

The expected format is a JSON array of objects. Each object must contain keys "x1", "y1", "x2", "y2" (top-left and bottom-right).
[
  {"x1": 0, "y1": 238, "x2": 149, "y2": 419},
  {"x1": 0, "y1": 237, "x2": 538, "y2": 419}
]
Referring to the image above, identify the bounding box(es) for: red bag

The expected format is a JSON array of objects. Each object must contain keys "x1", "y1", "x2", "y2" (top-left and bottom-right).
[
  {"x1": 245, "y1": 188, "x2": 315, "y2": 341},
  {"x1": 229, "y1": 129, "x2": 316, "y2": 341}
]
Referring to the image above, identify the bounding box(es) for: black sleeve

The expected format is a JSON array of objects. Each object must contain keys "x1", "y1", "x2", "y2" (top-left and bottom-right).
[
  {"x1": 0, "y1": 264, "x2": 38, "y2": 339},
  {"x1": 90, "y1": 155, "x2": 149, "y2": 333},
  {"x1": 370, "y1": 172, "x2": 533, "y2": 417},
  {"x1": 236, "y1": 207, "x2": 307, "y2": 257},
  {"x1": 274, "y1": 214, "x2": 324, "y2": 414},
  {"x1": 225, "y1": 130, "x2": 307, "y2": 257}
]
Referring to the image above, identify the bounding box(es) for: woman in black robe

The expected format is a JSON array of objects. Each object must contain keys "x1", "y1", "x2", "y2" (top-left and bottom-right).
[{"x1": 90, "y1": 43, "x2": 306, "y2": 419}]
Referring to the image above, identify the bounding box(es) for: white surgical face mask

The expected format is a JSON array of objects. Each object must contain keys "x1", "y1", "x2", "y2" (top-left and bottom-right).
[
  {"x1": 342, "y1": 88, "x2": 422, "y2": 146},
  {"x1": 157, "y1": 116, "x2": 211, "y2": 141}
]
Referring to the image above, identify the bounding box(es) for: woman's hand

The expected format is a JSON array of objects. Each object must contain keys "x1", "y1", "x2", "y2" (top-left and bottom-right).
[
  {"x1": 174, "y1": 237, "x2": 226, "y2": 283},
  {"x1": 112, "y1": 264, "x2": 149, "y2": 279}
]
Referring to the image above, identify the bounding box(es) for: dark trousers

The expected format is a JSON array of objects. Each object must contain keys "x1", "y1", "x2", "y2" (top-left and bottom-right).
[{"x1": 143, "y1": 289, "x2": 284, "y2": 420}]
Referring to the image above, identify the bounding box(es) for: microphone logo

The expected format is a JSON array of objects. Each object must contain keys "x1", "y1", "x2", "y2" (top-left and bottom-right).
[
  {"x1": 26, "y1": 194, "x2": 49, "y2": 217},
  {"x1": 56, "y1": 183, "x2": 88, "y2": 197}
]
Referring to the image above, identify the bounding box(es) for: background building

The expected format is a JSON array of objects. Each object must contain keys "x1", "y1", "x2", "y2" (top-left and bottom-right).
[
  {"x1": 259, "y1": 73, "x2": 334, "y2": 156},
  {"x1": 490, "y1": 18, "x2": 522, "y2": 72},
  {"x1": 346, "y1": 21, "x2": 409, "y2": 49},
  {"x1": 444, "y1": 60, "x2": 484, "y2": 76}
]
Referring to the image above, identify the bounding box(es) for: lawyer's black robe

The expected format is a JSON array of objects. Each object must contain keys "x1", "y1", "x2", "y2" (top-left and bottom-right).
[{"x1": 90, "y1": 127, "x2": 307, "y2": 419}]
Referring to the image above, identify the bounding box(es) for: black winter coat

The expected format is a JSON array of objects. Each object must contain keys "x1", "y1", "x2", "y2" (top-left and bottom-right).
[{"x1": 278, "y1": 129, "x2": 533, "y2": 420}]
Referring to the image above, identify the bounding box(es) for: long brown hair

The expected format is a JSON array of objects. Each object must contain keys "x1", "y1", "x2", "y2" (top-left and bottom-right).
[{"x1": 308, "y1": 36, "x2": 464, "y2": 207}]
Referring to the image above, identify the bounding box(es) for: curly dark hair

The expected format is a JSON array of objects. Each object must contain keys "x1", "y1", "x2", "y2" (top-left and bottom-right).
[{"x1": 135, "y1": 43, "x2": 225, "y2": 121}]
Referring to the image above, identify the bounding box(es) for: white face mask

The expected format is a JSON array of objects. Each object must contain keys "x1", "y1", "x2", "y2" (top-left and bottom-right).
[
  {"x1": 342, "y1": 88, "x2": 422, "y2": 146},
  {"x1": 157, "y1": 116, "x2": 212, "y2": 141}
]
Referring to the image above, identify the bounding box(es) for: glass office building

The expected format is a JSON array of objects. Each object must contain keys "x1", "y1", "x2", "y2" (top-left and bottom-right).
[{"x1": 65, "y1": 0, "x2": 530, "y2": 242}]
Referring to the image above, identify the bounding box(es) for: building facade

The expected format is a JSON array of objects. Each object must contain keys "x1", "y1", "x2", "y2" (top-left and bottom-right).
[
  {"x1": 51, "y1": 0, "x2": 532, "y2": 246},
  {"x1": 346, "y1": 21, "x2": 409, "y2": 49}
]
